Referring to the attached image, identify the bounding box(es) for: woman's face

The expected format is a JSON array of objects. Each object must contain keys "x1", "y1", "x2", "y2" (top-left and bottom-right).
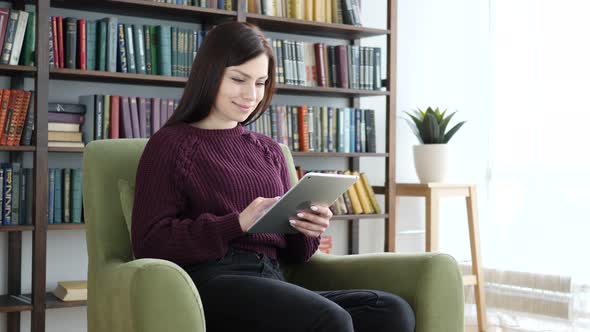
[{"x1": 209, "y1": 53, "x2": 269, "y2": 127}]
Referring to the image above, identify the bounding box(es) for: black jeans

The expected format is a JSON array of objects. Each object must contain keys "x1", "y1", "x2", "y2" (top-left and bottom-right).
[{"x1": 184, "y1": 248, "x2": 416, "y2": 332}]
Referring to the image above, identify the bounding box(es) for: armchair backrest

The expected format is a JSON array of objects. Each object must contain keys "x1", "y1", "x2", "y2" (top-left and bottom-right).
[{"x1": 83, "y1": 139, "x2": 148, "y2": 271}]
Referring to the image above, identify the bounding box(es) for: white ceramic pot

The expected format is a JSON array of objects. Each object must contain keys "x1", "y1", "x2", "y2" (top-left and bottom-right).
[{"x1": 413, "y1": 144, "x2": 449, "y2": 183}]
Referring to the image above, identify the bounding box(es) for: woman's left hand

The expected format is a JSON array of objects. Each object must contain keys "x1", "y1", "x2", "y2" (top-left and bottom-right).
[{"x1": 289, "y1": 205, "x2": 333, "y2": 238}]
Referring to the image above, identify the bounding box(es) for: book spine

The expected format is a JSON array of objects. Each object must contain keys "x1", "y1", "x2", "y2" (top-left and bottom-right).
[
  {"x1": 10, "y1": 11, "x2": 28, "y2": 65},
  {"x1": 54, "y1": 169, "x2": 62, "y2": 223},
  {"x1": 138, "y1": 97, "x2": 147, "y2": 138},
  {"x1": 86, "y1": 20, "x2": 96, "y2": 70},
  {"x1": 48, "y1": 16, "x2": 55, "y2": 69},
  {"x1": 64, "y1": 17, "x2": 76, "y2": 69},
  {"x1": 121, "y1": 96, "x2": 133, "y2": 138},
  {"x1": 94, "y1": 95, "x2": 103, "y2": 140},
  {"x1": 78, "y1": 19, "x2": 86, "y2": 70},
  {"x1": 71, "y1": 169, "x2": 82, "y2": 223},
  {"x1": 124, "y1": 25, "x2": 136, "y2": 73},
  {"x1": 106, "y1": 17, "x2": 118, "y2": 72},
  {"x1": 0, "y1": 9, "x2": 10, "y2": 53},
  {"x1": 48, "y1": 168, "x2": 55, "y2": 224},
  {"x1": 97, "y1": 19, "x2": 107, "y2": 71},
  {"x1": 11, "y1": 163, "x2": 20, "y2": 225},
  {"x1": 63, "y1": 169, "x2": 71, "y2": 223},
  {"x1": 110, "y1": 96, "x2": 120, "y2": 139},
  {"x1": 2, "y1": 165, "x2": 12, "y2": 224},
  {"x1": 0, "y1": 10, "x2": 19, "y2": 64},
  {"x1": 20, "y1": 93, "x2": 34, "y2": 146},
  {"x1": 117, "y1": 23, "x2": 127, "y2": 73},
  {"x1": 133, "y1": 25, "x2": 146, "y2": 74},
  {"x1": 151, "y1": 97, "x2": 161, "y2": 134}
]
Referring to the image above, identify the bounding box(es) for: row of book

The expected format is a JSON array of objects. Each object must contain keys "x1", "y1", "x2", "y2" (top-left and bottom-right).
[
  {"x1": 146, "y1": 0, "x2": 362, "y2": 26},
  {"x1": 47, "y1": 96, "x2": 179, "y2": 147},
  {"x1": 245, "y1": 105, "x2": 376, "y2": 153},
  {"x1": 48, "y1": 168, "x2": 83, "y2": 224},
  {"x1": 0, "y1": 9, "x2": 36, "y2": 66},
  {"x1": 270, "y1": 39, "x2": 381, "y2": 90},
  {"x1": 249, "y1": 0, "x2": 362, "y2": 26},
  {"x1": 48, "y1": 15, "x2": 207, "y2": 78},
  {"x1": 0, "y1": 163, "x2": 32, "y2": 226},
  {"x1": 0, "y1": 89, "x2": 34, "y2": 146},
  {"x1": 296, "y1": 169, "x2": 381, "y2": 215},
  {"x1": 147, "y1": 0, "x2": 237, "y2": 10}
]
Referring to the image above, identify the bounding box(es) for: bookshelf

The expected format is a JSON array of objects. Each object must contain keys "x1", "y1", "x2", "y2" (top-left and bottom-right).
[{"x1": 1, "y1": 0, "x2": 397, "y2": 331}]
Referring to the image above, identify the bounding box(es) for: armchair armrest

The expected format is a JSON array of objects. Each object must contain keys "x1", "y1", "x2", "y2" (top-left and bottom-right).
[
  {"x1": 90, "y1": 259, "x2": 205, "y2": 332},
  {"x1": 282, "y1": 252, "x2": 464, "y2": 332}
]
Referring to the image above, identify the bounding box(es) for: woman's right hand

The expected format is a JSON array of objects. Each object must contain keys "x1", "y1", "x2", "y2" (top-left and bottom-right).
[{"x1": 239, "y1": 196, "x2": 280, "y2": 232}]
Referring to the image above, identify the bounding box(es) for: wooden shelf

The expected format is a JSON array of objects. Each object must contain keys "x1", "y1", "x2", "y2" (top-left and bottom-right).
[
  {"x1": 275, "y1": 84, "x2": 389, "y2": 97},
  {"x1": 0, "y1": 225, "x2": 34, "y2": 232},
  {"x1": 332, "y1": 214, "x2": 388, "y2": 220},
  {"x1": 0, "y1": 295, "x2": 32, "y2": 313},
  {"x1": 246, "y1": 13, "x2": 389, "y2": 39},
  {"x1": 0, "y1": 145, "x2": 35, "y2": 152},
  {"x1": 292, "y1": 152, "x2": 387, "y2": 158},
  {"x1": 48, "y1": 147, "x2": 85, "y2": 153},
  {"x1": 50, "y1": 0, "x2": 237, "y2": 23},
  {"x1": 50, "y1": 68, "x2": 187, "y2": 87},
  {"x1": 50, "y1": 69, "x2": 388, "y2": 96},
  {"x1": 0, "y1": 64, "x2": 36, "y2": 77},
  {"x1": 48, "y1": 223, "x2": 85, "y2": 230},
  {"x1": 45, "y1": 293, "x2": 86, "y2": 309}
]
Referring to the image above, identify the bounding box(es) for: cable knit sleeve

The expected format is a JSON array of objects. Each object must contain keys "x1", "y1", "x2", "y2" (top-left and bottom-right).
[
  {"x1": 131, "y1": 129, "x2": 245, "y2": 265},
  {"x1": 272, "y1": 142, "x2": 320, "y2": 263}
]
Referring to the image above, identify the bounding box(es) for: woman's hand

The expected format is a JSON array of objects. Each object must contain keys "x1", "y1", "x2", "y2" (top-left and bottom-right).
[
  {"x1": 289, "y1": 205, "x2": 333, "y2": 238},
  {"x1": 239, "y1": 196, "x2": 280, "y2": 232}
]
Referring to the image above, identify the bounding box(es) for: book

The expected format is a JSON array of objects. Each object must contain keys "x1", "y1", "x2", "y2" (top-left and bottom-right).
[
  {"x1": 48, "y1": 122, "x2": 80, "y2": 132},
  {"x1": 48, "y1": 131, "x2": 82, "y2": 142},
  {"x1": 48, "y1": 141, "x2": 84, "y2": 148},
  {"x1": 53, "y1": 280, "x2": 87, "y2": 301},
  {"x1": 360, "y1": 172, "x2": 381, "y2": 214},
  {"x1": 48, "y1": 103, "x2": 86, "y2": 114}
]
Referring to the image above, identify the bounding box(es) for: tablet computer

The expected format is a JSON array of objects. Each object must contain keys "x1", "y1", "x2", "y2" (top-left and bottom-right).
[{"x1": 247, "y1": 172, "x2": 359, "y2": 234}]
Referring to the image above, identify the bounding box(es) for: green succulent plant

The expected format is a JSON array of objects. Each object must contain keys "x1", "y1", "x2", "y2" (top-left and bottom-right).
[{"x1": 404, "y1": 107, "x2": 466, "y2": 144}]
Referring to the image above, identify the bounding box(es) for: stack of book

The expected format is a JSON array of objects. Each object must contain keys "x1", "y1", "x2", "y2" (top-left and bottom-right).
[
  {"x1": 0, "y1": 9, "x2": 35, "y2": 66},
  {"x1": 48, "y1": 103, "x2": 85, "y2": 148},
  {"x1": 319, "y1": 235, "x2": 332, "y2": 254}
]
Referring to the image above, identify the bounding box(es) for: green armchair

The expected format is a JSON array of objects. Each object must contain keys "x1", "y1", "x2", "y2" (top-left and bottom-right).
[{"x1": 83, "y1": 139, "x2": 464, "y2": 332}]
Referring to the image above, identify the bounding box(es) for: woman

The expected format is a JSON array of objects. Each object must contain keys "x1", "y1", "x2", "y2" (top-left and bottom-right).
[{"x1": 132, "y1": 21, "x2": 415, "y2": 332}]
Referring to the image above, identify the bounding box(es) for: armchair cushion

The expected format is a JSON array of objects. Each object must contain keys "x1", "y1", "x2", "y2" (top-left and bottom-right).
[{"x1": 117, "y1": 179, "x2": 135, "y2": 235}]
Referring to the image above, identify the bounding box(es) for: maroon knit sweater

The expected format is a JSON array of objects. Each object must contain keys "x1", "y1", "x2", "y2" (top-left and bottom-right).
[{"x1": 131, "y1": 122, "x2": 319, "y2": 266}]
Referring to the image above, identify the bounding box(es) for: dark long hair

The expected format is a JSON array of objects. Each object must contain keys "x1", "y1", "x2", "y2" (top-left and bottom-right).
[{"x1": 165, "y1": 21, "x2": 276, "y2": 127}]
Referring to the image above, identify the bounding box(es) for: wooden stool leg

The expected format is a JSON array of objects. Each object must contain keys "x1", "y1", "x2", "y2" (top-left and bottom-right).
[
  {"x1": 466, "y1": 186, "x2": 487, "y2": 332},
  {"x1": 425, "y1": 189, "x2": 440, "y2": 252}
]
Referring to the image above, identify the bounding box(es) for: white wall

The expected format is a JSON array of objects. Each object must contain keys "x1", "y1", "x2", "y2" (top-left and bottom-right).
[
  {"x1": 395, "y1": 0, "x2": 492, "y2": 259},
  {"x1": 0, "y1": 0, "x2": 492, "y2": 330}
]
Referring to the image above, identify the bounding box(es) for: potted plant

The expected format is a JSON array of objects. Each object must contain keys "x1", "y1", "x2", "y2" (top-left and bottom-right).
[{"x1": 404, "y1": 107, "x2": 466, "y2": 183}]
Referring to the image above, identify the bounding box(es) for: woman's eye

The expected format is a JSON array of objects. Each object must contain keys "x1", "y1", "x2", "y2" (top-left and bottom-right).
[
  {"x1": 256, "y1": 82, "x2": 266, "y2": 86},
  {"x1": 232, "y1": 78, "x2": 245, "y2": 83}
]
